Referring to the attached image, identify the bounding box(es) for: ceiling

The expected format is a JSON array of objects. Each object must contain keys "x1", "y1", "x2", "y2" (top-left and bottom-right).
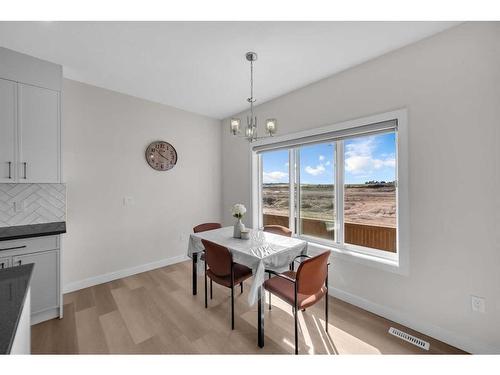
[{"x1": 0, "y1": 22, "x2": 459, "y2": 119}]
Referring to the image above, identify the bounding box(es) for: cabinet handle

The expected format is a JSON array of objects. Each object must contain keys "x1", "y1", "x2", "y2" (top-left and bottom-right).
[
  {"x1": 8, "y1": 161, "x2": 12, "y2": 179},
  {"x1": 23, "y1": 162, "x2": 27, "y2": 179},
  {"x1": 0, "y1": 245, "x2": 26, "y2": 251}
]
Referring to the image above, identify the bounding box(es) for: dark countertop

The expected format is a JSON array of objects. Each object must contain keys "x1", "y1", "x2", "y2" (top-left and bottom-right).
[
  {"x1": 0, "y1": 221, "x2": 66, "y2": 242},
  {"x1": 0, "y1": 263, "x2": 34, "y2": 354}
]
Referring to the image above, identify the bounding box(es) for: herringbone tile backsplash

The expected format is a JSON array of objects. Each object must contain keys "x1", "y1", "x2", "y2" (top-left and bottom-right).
[{"x1": 0, "y1": 184, "x2": 66, "y2": 227}]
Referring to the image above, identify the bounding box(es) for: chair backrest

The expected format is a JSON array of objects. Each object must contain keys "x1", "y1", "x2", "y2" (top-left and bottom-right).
[
  {"x1": 201, "y1": 239, "x2": 232, "y2": 277},
  {"x1": 263, "y1": 225, "x2": 292, "y2": 237},
  {"x1": 296, "y1": 251, "x2": 330, "y2": 295},
  {"x1": 193, "y1": 222, "x2": 222, "y2": 233}
]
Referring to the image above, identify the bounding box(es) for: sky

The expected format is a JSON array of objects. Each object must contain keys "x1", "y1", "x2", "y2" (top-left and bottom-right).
[{"x1": 262, "y1": 132, "x2": 396, "y2": 184}]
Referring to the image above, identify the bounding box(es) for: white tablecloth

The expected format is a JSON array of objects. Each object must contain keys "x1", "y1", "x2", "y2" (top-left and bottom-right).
[{"x1": 188, "y1": 226, "x2": 308, "y2": 305}]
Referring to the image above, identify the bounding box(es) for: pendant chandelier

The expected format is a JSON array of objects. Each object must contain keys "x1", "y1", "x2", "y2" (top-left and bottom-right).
[{"x1": 230, "y1": 52, "x2": 278, "y2": 142}]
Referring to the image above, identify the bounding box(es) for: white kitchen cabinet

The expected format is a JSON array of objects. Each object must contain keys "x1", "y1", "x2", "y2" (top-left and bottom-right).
[
  {"x1": 0, "y1": 78, "x2": 17, "y2": 182},
  {"x1": 12, "y1": 250, "x2": 59, "y2": 319},
  {"x1": 0, "y1": 47, "x2": 62, "y2": 184},
  {"x1": 0, "y1": 236, "x2": 62, "y2": 324},
  {"x1": 18, "y1": 84, "x2": 60, "y2": 183}
]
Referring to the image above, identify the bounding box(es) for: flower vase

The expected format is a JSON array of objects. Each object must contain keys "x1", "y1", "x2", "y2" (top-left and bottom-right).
[{"x1": 233, "y1": 218, "x2": 245, "y2": 238}]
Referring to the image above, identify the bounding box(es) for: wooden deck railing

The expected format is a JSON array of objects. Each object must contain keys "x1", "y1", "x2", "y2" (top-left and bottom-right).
[{"x1": 263, "y1": 214, "x2": 396, "y2": 253}]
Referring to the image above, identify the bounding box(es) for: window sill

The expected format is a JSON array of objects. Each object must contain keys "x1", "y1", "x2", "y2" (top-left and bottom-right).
[{"x1": 304, "y1": 239, "x2": 407, "y2": 275}]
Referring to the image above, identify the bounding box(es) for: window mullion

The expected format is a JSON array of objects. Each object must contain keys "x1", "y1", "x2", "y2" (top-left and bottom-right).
[
  {"x1": 257, "y1": 153, "x2": 263, "y2": 229},
  {"x1": 295, "y1": 148, "x2": 301, "y2": 236},
  {"x1": 288, "y1": 149, "x2": 295, "y2": 234},
  {"x1": 336, "y1": 140, "x2": 344, "y2": 245}
]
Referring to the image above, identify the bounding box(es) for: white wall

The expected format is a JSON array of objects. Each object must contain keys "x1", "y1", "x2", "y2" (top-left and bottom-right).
[
  {"x1": 62, "y1": 79, "x2": 221, "y2": 291},
  {"x1": 221, "y1": 22, "x2": 500, "y2": 353}
]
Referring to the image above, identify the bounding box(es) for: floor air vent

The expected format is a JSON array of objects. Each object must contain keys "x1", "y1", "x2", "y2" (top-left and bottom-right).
[{"x1": 388, "y1": 327, "x2": 430, "y2": 351}]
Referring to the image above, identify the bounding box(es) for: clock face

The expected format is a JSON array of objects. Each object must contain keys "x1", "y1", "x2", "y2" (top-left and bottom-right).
[{"x1": 145, "y1": 141, "x2": 178, "y2": 171}]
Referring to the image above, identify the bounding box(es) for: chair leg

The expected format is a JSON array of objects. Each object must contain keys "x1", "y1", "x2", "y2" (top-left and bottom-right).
[
  {"x1": 325, "y1": 294, "x2": 328, "y2": 332},
  {"x1": 231, "y1": 285, "x2": 235, "y2": 330},
  {"x1": 294, "y1": 307, "x2": 298, "y2": 355},
  {"x1": 210, "y1": 279, "x2": 213, "y2": 300},
  {"x1": 325, "y1": 269, "x2": 329, "y2": 332},
  {"x1": 267, "y1": 271, "x2": 272, "y2": 310},
  {"x1": 204, "y1": 273, "x2": 208, "y2": 309},
  {"x1": 240, "y1": 282, "x2": 243, "y2": 293}
]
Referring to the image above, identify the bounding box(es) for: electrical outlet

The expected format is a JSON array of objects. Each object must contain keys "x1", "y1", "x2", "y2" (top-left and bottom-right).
[
  {"x1": 471, "y1": 295, "x2": 486, "y2": 313},
  {"x1": 123, "y1": 197, "x2": 135, "y2": 207},
  {"x1": 13, "y1": 201, "x2": 24, "y2": 213}
]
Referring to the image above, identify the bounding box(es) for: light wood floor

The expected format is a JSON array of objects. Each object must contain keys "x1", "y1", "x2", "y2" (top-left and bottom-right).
[{"x1": 31, "y1": 261, "x2": 466, "y2": 354}]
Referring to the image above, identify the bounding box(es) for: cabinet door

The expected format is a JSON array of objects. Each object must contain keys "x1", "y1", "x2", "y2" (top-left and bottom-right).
[
  {"x1": 13, "y1": 250, "x2": 59, "y2": 315},
  {"x1": 18, "y1": 83, "x2": 60, "y2": 183},
  {"x1": 0, "y1": 256, "x2": 11, "y2": 269},
  {"x1": 0, "y1": 78, "x2": 17, "y2": 182}
]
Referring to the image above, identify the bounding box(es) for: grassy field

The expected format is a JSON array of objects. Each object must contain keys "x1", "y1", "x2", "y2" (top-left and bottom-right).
[{"x1": 262, "y1": 183, "x2": 396, "y2": 228}]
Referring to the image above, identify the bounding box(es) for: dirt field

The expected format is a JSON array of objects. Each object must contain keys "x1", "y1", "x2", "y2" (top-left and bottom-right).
[{"x1": 262, "y1": 183, "x2": 396, "y2": 228}]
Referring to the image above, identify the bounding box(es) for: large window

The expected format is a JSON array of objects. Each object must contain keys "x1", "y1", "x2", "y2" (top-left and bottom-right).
[
  {"x1": 261, "y1": 149, "x2": 290, "y2": 227},
  {"x1": 298, "y1": 142, "x2": 335, "y2": 241},
  {"x1": 255, "y1": 113, "x2": 405, "y2": 265},
  {"x1": 343, "y1": 132, "x2": 397, "y2": 254}
]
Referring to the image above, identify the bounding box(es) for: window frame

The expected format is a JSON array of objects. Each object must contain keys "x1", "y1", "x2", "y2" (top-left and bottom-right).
[{"x1": 251, "y1": 109, "x2": 409, "y2": 275}]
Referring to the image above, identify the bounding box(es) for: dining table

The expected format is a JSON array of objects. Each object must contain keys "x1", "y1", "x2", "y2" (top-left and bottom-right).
[{"x1": 187, "y1": 226, "x2": 308, "y2": 348}]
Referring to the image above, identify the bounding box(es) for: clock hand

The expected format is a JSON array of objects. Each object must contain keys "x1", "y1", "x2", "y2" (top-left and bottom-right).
[{"x1": 153, "y1": 148, "x2": 170, "y2": 161}]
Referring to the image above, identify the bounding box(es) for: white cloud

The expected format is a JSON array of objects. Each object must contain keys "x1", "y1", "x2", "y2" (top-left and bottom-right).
[
  {"x1": 305, "y1": 164, "x2": 326, "y2": 176},
  {"x1": 325, "y1": 160, "x2": 331, "y2": 166},
  {"x1": 345, "y1": 136, "x2": 395, "y2": 175},
  {"x1": 263, "y1": 171, "x2": 288, "y2": 183},
  {"x1": 319, "y1": 155, "x2": 325, "y2": 161}
]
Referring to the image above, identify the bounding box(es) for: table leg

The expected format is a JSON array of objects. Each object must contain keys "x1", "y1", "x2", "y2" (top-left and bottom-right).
[
  {"x1": 192, "y1": 252, "x2": 198, "y2": 295},
  {"x1": 257, "y1": 285, "x2": 265, "y2": 348}
]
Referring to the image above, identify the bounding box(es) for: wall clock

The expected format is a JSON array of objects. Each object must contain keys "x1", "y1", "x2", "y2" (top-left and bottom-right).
[{"x1": 145, "y1": 141, "x2": 178, "y2": 171}]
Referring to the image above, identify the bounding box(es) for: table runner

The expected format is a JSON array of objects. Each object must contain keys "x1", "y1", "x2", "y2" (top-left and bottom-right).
[{"x1": 188, "y1": 226, "x2": 307, "y2": 305}]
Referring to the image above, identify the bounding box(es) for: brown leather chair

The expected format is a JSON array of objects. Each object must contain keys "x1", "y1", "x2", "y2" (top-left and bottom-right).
[
  {"x1": 263, "y1": 225, "x2": 292, "y2": 237},
  {"x1": 191, "y1": 223, "x2": 222, "y2": 296},
  {"x1": 193, "y1": 223, "x2": 222, "y2": 233},
  {"x1": 263, "y1": 224, "x2": 293, "y2": 307},
  {"x1": 193, "y1": 222, "x2": 222, "y2": 261},
  {"x1": 264, "y1": 251, "x2": 331, "y2": 354},
  {"x1": 201, "y1": 239, "x2": 253, "y2": 330}
]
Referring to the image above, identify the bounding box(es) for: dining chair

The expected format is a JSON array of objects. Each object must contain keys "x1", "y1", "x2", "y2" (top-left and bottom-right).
[
  {"x1": 193, "y1": 223, "x2": 222, "y2": 297},
  {"x1": 263, "y1": 225, "x2": 292, "y2": 237},
  {"x1": 263, "y1": 224, "x2": 293, "y2": 309},
  {"x1": 201, "y1": 239, "x2": 253, "y2": 330},
  {"x1": 264, "y1": 251, "x2": 331, "y2": 354},
  {"x1": 193, "y1": 222, "x2": 222, "y2": 233}
]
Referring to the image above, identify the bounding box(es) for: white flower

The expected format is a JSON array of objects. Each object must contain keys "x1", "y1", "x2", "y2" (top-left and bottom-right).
[{"x1": 231, "y1": 203, "x2": 247, "y2": 218}]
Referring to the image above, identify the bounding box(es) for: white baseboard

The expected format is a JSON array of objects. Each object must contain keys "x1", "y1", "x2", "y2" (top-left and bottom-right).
[
  {"x1": 31, "y1": 307, "x2": 60, "y2": 326},
  {"x1": 328, "y1": 285, "x2": 497, "y2": 354},
  {"x1": 63, "y1": 254, "x2": 189, "y2": 293}
]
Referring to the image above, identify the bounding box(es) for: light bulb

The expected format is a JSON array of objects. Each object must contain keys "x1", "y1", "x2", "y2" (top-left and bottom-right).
[
  {"x1": 245, "y1": 127, "x2": 254, "y2": 138},
  {"x1": 265, "y1": 119, "x2": 277, "y2": 135},
  {"x1": 230, "y1": 118, "x2": 241, "y2": 135}
]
